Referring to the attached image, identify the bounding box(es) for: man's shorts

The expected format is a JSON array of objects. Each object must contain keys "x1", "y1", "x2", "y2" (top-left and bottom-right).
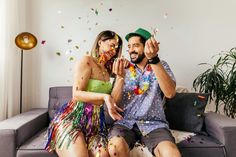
[{"x1": 108, "y1": 124, "x2": 176, "y2": 155}]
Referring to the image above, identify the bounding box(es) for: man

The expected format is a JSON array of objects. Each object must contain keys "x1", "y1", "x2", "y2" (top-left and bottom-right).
[{"x1": 108, "y1": 28, "x2": 181, "y2": 157}]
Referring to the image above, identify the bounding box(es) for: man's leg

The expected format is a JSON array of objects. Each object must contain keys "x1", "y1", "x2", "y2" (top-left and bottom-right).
[
  {"x1": 108, "y1": 124, "x2": 137, "y2": 157},
  {"x1": 154, "y1": 141, "x2": 181, "y2": 157},
  {"x1": 142, "y1": 128, "x2": 181, "y2": 157}
]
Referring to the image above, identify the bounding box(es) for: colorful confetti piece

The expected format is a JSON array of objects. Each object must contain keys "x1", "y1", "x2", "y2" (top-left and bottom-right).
[
  {"x1": 75, "y1": 45, "x2": 79, "y2": 49},
  {"x1": 65, "y1": 50, "x2": 73, "y2": 55},
  {"x1": 95, "y1": 9, "x2": 98, "y2": 15},
  {"x1": 68, "y1": 39, "x2": 72, "y2": 43},
  {"x1": 41, "y1": 40, "x2": 46, "y2": 45},
  {"x1": 69, "y1": 57, "x2": 74, "y2": 61},
  {"x1": 164, "y1": 12, "x2": 168, "y2": 19}
]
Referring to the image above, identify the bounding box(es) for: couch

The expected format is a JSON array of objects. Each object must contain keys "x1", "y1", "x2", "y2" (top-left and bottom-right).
[{"x1": 0, "y1": 86, "x2": 236, "y2": 157}]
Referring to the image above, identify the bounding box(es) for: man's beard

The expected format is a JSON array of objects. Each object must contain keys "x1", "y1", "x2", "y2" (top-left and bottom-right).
[{"x1": 130, "y1": 52, "x2": 145, "y2": 64}]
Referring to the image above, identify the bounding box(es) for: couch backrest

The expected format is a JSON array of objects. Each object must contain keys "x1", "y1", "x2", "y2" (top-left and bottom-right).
[{"x1": 48, "y1": 86, "x2": 72, "y2": 120}]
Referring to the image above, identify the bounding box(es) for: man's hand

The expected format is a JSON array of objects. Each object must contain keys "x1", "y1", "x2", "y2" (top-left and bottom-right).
[
  {"x1": 112, "y1": 57, "x2": 126, "y2": 78},
  {"x1": 144, "y1": 37, "x2": 160, "y2": 59},
  {"x1": 104, "y1": 95, "x2": 123, "y2": 120}
]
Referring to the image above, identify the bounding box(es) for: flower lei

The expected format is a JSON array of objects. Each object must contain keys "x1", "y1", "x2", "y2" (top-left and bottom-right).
[{"x1": 129, "y1": 64, "x2": 152, "y2": 95}]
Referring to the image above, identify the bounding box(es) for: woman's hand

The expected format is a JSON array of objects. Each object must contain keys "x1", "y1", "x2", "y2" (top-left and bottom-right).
[{"x1": 104, "y1": 95, "x2": 123, "y2": 120}]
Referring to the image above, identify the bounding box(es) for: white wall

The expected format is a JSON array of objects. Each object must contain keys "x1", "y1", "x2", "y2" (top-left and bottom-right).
[{"x1": 21, "y1": 0, "x2": 236, "y2": 110}]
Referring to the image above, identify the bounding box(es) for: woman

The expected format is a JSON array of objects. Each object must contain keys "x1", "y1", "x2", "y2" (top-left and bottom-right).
[{"x1": 45, "y1": 30, "x2": 125, "y2": 157}]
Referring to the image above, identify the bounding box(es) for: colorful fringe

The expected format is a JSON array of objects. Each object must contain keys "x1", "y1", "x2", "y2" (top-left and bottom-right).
[{"x1": 45, "y1": 100, "x2": 107, "y2": 152}]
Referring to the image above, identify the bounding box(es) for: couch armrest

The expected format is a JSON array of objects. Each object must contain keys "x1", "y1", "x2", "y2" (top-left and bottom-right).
[
  {"x1": 205, "y1": 112, "x2": 236, "y2": 157},
  {"x1": 0, "y1": 108, "x2": 48, "y2": 157}
]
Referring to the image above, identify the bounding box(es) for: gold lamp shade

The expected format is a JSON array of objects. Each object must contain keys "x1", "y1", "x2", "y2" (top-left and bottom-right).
[{"x1": 15, "y1": 32, "x2": 37, "y2": 50}]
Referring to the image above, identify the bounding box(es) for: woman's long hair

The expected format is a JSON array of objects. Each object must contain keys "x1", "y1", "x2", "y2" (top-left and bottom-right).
[{"x1": 90, "y1": 30, "x2": 123, "y2": 76}]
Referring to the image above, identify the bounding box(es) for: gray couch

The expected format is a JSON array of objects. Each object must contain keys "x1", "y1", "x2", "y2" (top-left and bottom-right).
[{"x1": 0, "y1": 86, "x2": 236, "y2": 157}]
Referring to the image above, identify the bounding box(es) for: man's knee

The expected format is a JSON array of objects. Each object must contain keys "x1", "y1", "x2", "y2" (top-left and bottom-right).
[
  {"x1": 108, "y1": 136, "x2": 129, "y2": 157},
  {"x1": 154, "y1": 141, "x2": 181, "y2": 157}
]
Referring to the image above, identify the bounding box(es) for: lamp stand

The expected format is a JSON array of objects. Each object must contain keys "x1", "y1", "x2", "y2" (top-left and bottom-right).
[{"x1": 20, "y1": 49, "x2": 23, "y2": 113}]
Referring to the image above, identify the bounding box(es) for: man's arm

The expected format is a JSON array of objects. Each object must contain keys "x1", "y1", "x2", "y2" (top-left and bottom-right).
[
  {"x1": 145, "y1": 37, "x2": 176, "y2": 98},
  {"x1": 150, "y1": 63, "x2": 176, "y2": 98}
]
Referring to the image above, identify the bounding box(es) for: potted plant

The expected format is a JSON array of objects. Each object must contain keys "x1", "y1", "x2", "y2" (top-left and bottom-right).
[{"x1": 193, "y1": 47, "x2": 236, "y2": 118}]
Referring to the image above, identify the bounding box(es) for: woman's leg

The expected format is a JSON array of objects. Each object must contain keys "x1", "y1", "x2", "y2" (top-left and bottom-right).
[
  {"x1": 89, "y1": 147, "x2": 110, "y2": 157},
  {"x1": 56, "y1": 131, "x2": 89, "y2": 157}
]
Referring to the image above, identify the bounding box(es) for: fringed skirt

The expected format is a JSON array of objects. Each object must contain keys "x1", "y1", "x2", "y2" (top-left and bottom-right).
[{"x1": 45, "y1": 100, "x2": 107, "y2": 152}]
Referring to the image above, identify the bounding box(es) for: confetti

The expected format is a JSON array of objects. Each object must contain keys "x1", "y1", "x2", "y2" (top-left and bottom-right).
[
  {"x1": 56, "y1": 52, "x2": 61, "y2": 56},
  {"x1": 95, "y1": 9, "x2": 98, "y2": 15},
  {"x1": 75, "y1": 45, "x2": 79, "y2": 49},
  {"x1": 98, "y1": 143, "x2": 102, "y2": 148},
  {"x1": 61, "y1": 25, "x2": 64, "y2": 29},
  {"x1": 68, "y1": 39, "x2": 72, "y2": 43},
  {"x1": 65, "y1": 50, "x2": 73, "y2": 55},
  {"x1": 198, "y1": 95, "x2": 205, "y2": 100},
  {"x1": 109, "y1": 8, "x2": 112, "y2": 12},
  {"x1": 41, "y1": 40, "x2": 46, "y2": 45},
  {"x1": 152, "y1": 28, "x2": 159, "y2": 37},
  {"x1": 69, "y1": 57, "x2": 74, "y2": 61},
  {"x1": 164, "y1": 12, "x2": 168, "y2": 19}
]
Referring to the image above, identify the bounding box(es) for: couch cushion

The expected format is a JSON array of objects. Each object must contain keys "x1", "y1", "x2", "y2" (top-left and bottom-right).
[
  {"x1": 48, "y1": 86, "x2": 72, "y2": 120},
  {"x1": 18, "y1": 128, "x2": 225, "y2": 157},
  {"x1": 177, "y1": 134, "x2": 225, "y2": 157},
  {"x1": 165, "y1": 93, "x2": 209, "y2": 133}
]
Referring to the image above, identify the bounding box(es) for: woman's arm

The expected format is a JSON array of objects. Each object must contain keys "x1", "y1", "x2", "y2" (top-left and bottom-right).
[{"x1": 111, "y1": 58, "x2": 127, "y2": 104}]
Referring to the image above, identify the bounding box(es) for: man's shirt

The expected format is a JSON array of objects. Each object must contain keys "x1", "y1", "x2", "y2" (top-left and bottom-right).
[{"x1": 115, "y1": 60, "x2": 176, "y2": 135}]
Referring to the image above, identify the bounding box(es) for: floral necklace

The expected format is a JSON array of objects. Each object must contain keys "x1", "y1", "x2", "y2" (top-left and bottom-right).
[{"x1": 129, "y1": 64, "x2": 152, "y2": 95}]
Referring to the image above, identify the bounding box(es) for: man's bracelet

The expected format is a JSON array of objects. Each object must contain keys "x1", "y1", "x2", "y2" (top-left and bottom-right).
[{"x1": 148, "y1": 55, "x2": 160, "y2": 64}]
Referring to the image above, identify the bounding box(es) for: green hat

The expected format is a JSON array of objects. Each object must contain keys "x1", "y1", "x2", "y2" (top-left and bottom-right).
[{"x1": 125, "y1": 28, "x2": 151, "y2": 41}]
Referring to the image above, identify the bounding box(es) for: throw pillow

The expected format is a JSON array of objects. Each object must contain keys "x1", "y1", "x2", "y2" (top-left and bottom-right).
[{"x1": 165, "y1": 92, "x2": 209, "y2": 133}]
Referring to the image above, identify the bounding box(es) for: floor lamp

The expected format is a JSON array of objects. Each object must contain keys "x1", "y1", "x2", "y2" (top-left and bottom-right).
[{"x1": 15, "y1": 32, "x2": 37, "y2": 113}]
